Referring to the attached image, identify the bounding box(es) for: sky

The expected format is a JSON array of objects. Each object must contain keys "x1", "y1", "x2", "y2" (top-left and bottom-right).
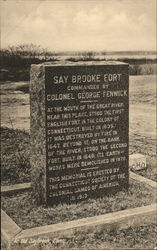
[{"x1": 1, "y1": 0, "x2": 156, "y2": 52}]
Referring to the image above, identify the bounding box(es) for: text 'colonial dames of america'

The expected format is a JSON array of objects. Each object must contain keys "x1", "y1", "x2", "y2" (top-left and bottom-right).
[{"x1": 45, "y1": 63, "x2": 129, "y2": 205}]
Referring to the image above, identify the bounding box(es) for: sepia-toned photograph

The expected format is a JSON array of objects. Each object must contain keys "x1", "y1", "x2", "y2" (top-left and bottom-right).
[{"x1": 1, "y1": 0, "x2": 156, "y2": 249}]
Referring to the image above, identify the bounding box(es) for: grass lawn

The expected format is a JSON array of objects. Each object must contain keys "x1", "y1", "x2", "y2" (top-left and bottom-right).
[
  {"x1": 1, "y1": 127, "x2": 31, "y2": 185},
  {"x1": 1, "y1": 75, "x2": 156, "y2": 250},
  {"x1": 6, "y1": 222, "x2": 157, "y2": 250},
  {"x1": 40, "y1": 222, "x2": 157, "y2": 250},
  {"x1": 1, "y1": 178, "x2": 156, "y2": 230}
]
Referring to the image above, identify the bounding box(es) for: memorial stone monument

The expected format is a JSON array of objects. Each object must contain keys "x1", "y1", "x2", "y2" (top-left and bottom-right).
[{"x1": 30, "y1": 61, "x2": 129, "y2": 206}]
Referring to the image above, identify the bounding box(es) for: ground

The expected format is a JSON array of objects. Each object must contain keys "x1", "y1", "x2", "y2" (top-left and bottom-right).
[
  {"x1": 1, "y1": 75, "x2": 156, "y2": 249},
  {"x1": 2, "y1": 179, "x2": 156, "y2": 229}
]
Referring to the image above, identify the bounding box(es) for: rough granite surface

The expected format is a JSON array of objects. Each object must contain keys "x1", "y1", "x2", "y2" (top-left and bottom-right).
[
  {"x1": 30, "y1": 61, "x2": 129, "y2": 205},
  {"x1": 30, "y1": 65, "x2": 47, "y2": 204}
]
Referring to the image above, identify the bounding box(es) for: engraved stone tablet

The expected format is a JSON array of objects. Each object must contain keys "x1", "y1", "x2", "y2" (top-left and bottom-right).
[{"x1": 30, "y1": 61, "x2": 129, "y2": 206}]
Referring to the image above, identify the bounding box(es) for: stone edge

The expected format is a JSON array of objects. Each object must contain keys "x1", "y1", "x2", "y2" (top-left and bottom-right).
[
  {"x1": 15, "y1": 203, "x2": 157, "y2": 240},
  {"x1": 1, "y1": 182, "x2": 31, "y2": 195},
  {"x1": 1, "y1": 210, "x2": 22, "y2": 249},
  {"x1": 1, "y1": 172, "x2": 157, "y2": 248},
  {"x1": 130, "y1": 171, "x2": 157, "y2": 188}
]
